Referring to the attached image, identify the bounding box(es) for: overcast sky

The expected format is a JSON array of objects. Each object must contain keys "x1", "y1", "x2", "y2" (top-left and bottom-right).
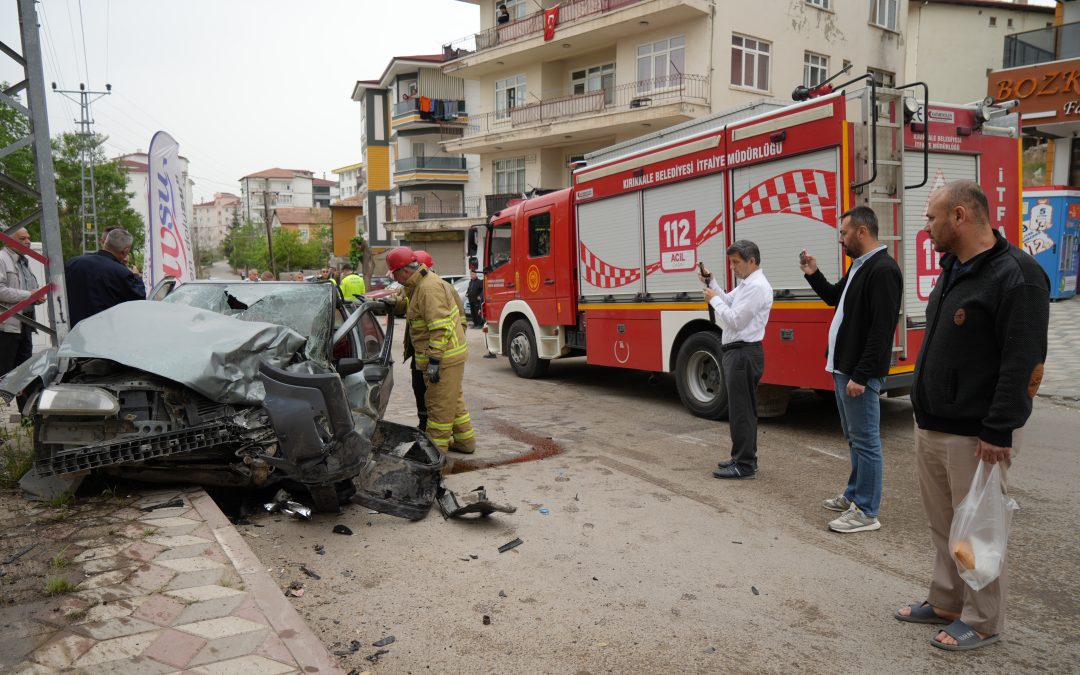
[{"x1": 1, "y1": 0, "x2": 480, "y2": 200}]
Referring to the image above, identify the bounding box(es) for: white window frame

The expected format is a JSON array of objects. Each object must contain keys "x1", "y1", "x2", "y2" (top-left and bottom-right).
[
  {"x1": 494, "y1": 157, "x2": 526, "y2": 194},
  {"x1": 807, "y1": 0, "x2": 831, "y2": 9},
  {"x1": 571, "y1": 63, "x2": 615, "y2": 104},
  {"x1": 730, "y1": 34, "x2": 771, "y2": 92},
  {"x1": 803, "y1": 51, "x2": 829, "y2": 88},
  {"x1": 636, "y1": 35, "x2": 686, "y2": 91},
  {"x1": 869, "y1": 0, "x2": 898, "y2": 32},
  {"x1": 495, "y1": 74, "x2": 526, "y2": 120},
  {"x1": 867, "y1": 67, "x2": 895, "y2": 87},
  {"x1": 503, "y1": 0, "x2": 527, "y2": 20}
]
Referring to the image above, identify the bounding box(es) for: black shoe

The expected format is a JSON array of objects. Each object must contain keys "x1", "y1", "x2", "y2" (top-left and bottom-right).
[
  {"x1": 712, "y1": 465, "x2": 755, "y2": 480},
  {"x1": 717, "y1": 459, "x2": 735, "y2": 469}
]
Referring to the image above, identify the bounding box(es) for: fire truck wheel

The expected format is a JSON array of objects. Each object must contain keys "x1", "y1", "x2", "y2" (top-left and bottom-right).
[
  {"x1": 675, "y1": 332, "x2": 729, "y2": 420},
  {"x1": 507, "y1": 319, "x2": 549, "y2": 378}
]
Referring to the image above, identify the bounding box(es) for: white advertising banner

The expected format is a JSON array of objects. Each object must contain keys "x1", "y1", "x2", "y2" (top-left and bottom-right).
[{"x1": 146, "y1": 131, "x2": 195, "y2": 288}]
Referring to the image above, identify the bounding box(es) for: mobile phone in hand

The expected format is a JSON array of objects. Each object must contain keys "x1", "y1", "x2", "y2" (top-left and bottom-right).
[
  {"x1": 698, "y1": 262, "x2": 708, "y2": 277},
  {"x1": 799, "y1": 250, "x2": 808, "y2": 265}
]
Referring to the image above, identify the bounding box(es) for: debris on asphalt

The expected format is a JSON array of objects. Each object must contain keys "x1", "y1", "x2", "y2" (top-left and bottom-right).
[
  {"x1": 539, "y1": 507, "x2": 550, "y2": 514},
  {"x1": 483, "y1": 615, "x2": 491, "y2": 625},
  {"x1": 2, "y1": 543, "x2": 37, "y2": 565},
  {"x1": 366, "y1": 649, "x2": 389, "y2": 664},
  {"x1": 498, "y1": 537, "x2": 524, "y2": 553},
  {"x1": 314, "y1": 544, "x2": 325, "y2": 555},
  {"x1": 731, "y1": 541, "x2": 743, "y2": 545},
  {"x1": 300, "y1": 565, "x2": 321, "y2": 580},
  {"x1": 333, "y1": 640, "x2": 361, "y2": 656},
  {"x1": 333, "y1": 524, "x2": 354, "y2": 535},
  {"x1": 574, "y1": 493, "x2": 579, "y2": 501},
  {"x1": 264, "y1": 489, "x2": 312, "y2": 520},
  {"x1": 372, "y1": 635, "x2": 395, "y2": 647},
  {"x1": 499, "y1": 590, "x2": 507, "y2": 598},
  {"x1": 704, "y1": 646, "x2": 717, "y2": 654},
  {"x1": 438, "y1": 484, "x2": 516, "y2": 519},
  {"x1": 139, "y1": 497, "x2": 185, "y2": 512},
  {"x1": 751, "y1": 586, "x2": 760, "y2": 596},
  {"x1": 470, "y1": 554, "x2": 478, "y2": 559},
  {"x1": 286, "y1": 580, "x2": 305, "y2": 597}
]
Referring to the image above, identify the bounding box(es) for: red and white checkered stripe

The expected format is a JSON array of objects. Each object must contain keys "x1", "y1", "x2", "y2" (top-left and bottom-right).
[
  {"x1": 733, "y1": 170, "x2": 836, "y2": 226},
  {"x1": 580, "y1": 242, "x2": 642, "y2": 288}
]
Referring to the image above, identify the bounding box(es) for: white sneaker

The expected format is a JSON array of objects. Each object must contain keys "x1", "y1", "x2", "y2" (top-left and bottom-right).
[
  {"x1": 828, "y1": 504, "x2": 881, "y2": 533},
  {"x1": 822, "y1": 494, "x2": 851, "y2": 512}
]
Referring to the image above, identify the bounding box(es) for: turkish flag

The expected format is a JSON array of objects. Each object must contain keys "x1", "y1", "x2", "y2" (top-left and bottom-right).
[{"x1": 544, "y1": 5, "x2": 560, "y2": 41}]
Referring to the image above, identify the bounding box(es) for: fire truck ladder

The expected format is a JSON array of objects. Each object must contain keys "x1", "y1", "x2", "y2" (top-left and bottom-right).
[{"x1": 850, "y1": 83, "x2": 909, "y2": 362}]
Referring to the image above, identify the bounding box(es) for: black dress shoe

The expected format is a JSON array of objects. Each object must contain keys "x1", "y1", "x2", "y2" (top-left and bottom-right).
[
  {"x1": 717, "y1": 459, "x2": 735, "y2": 469},
  {"x1": 712, "y1": 464, "x2": 756, "y2": 479}
]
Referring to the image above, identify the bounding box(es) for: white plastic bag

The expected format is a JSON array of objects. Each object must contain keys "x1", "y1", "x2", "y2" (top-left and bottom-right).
[{"x1": 948, "y1": 460, "x2": 1019, "y2": 591}]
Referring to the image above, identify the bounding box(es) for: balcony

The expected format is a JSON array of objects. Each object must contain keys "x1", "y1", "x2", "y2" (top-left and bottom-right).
[
  {"x1": 1003, "y1": 21, "x2": 1080, "y2": 69},
  {"x1": 389, "y1": 196, "x2": 489, "y2": 234},
  {"x1": 391, "y1": 97, "x2": 468, "y2": 131},
  {"x1": 441, "y1": 0, "x2": 710, "y2": 77},
  {"x1": 393, "y1": 156, "x2": 469, "y2": 186},
  {"x1": 443, "y1": 74, "x2": 710, "y2": 154}
]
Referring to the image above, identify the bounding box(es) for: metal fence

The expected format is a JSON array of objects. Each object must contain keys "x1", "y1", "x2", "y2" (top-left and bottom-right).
[
  {"x1": 1003, "y1": 21, "x2": 1080, "y2": 68},
  {"x1": 393, "y1": 196, "x2": 485, "y2": 222},
  {"x1": 444, "y1": 0, "x2": 646, "y2": 57},
  {"x1": 463, "y1": 74, "x2": 709, "y2": 138},
  {"x1": 394, "y1": 156, "x2": 468, "y2": 172}
]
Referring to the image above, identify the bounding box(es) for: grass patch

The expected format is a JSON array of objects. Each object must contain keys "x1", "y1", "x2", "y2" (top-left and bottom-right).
[
  {"x1": 46, "y1": 492, "x2": 74, "y2": 509},
  {"x1": 0, "y1": 424, "x2": 34, "y2": 489},
  {"x1": 141, "y1": 527, "x2": 156, "y2": 538},
  {"x1": 45, "y1": 578, "x2": 72, "y2": 596},
  {"x1": 50, "y1": 545, "x2": 71, "y2": 571}
]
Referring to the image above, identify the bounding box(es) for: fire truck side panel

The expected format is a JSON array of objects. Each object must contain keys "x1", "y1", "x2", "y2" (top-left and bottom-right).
[
  {"x1": 584, "y1": 311, "x2": 664, "y2": 371},
  {"x1": 517, "y1": 192, "x2": 576, "y2": 328},
  {"x1": 577, "y1": 193, "x2": 643, "y2": 300},
  {"x1": 641, "y1": 173, "x2": 728, "y2": 296},
  {"x1": 761, "y1": 306, "x2": 836, "y2": 390},
  {"x1": 730, "y1": 148, "x2": 844, "y2": 294}
]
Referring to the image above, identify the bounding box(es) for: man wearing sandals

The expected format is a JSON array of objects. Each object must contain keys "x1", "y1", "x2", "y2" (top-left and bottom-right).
[{"x1": 897, "y1": 181, "x2": 1048, "y2": 651}]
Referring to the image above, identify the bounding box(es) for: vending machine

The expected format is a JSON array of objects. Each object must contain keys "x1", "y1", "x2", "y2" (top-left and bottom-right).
[{"x1": 1023, "y1": 187, "x2": 1080, "y2": 300}]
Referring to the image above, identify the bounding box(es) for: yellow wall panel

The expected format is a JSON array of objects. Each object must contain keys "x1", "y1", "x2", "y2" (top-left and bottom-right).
[{"x1": 367, "y1": 146, "x2": 390, "y2": 190}]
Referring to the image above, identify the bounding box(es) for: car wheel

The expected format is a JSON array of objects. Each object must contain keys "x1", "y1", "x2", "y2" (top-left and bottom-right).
[
  {"x1": 507, "y1": 319, "x2": 548, "y2": 378},
  {"x1": 307, "y1": 484, "x2": 341, "y2": 514},
  {"x1": 675, "y1": 331, "x2": 729, "y2": 420}
]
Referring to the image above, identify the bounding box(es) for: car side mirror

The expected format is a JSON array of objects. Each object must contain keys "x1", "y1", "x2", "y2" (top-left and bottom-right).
[
  {"x1": 363, "y1": 364, "x2": 389, "y2": 383},
  {"x1": 336, "y1": 358, "x2": 364, "y2": 377},
  {"x1": 468, "y1": 256, "x2": 479, "y2": 271}
]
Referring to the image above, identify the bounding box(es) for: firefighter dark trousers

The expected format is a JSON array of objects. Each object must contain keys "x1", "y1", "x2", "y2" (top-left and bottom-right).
[{"x1": 423, "y1": 360, "x2": 475, "y2": 454}]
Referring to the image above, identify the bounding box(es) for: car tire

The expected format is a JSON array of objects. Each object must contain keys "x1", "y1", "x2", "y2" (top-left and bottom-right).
[
  {"x1": 307, "y1": 484, "x2": 341, "y2": 514},
  {"x1": 507, "y1": 319, "x2": 549, "y2": 378},
  {"x1": 675, "y1": 331, "x2": 729, "y2": 420}
]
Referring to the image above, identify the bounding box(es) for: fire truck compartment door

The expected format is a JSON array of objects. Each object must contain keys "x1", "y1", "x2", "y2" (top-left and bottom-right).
[
  {"x1": 731, "y1": 148, "x2": 841, "y2": 294},
  {"x1": 903, "y1": 152, "x2": 977, "y2": 325},
  {"x1": 577, "y1": 192, "x2": 643, "y2": 301},
  {"x1": 642, "y1": 173, "x2": 727, "y2": 297}
]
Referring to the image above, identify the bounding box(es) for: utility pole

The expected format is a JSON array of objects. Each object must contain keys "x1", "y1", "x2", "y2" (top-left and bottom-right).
[
  {"x1": 258, "y1": 179, "x2": 278, "y2": 277},
  {"x1": 53, "y1": 82, "x2": 111, "y2": 253},
  {"x1": 1, "y1": 0, "x2": 69, "y2": 343}
]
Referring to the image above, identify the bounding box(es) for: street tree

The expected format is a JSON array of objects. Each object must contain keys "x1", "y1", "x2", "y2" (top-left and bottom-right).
[
  {"x1": 0, "y1": 85, "x2": 38, "y2": 233},
  {"x1": 222, "y1": 218, "x2": 268, "y2": 272}
]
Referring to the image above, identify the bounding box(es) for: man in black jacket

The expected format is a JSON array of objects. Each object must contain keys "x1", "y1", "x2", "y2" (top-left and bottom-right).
[
  {"x1": 466, "y1": 269, "x2": 484, "y2": 328},
  {"x1": 65, "y1": 227, "x2": 146, "y2": 327},
  {"x1": 801, "y1": 206, "x2": 902, "y2": 533},
  {"x1": 895, "y1": 180, "x2": 1048, "y2": 652}
]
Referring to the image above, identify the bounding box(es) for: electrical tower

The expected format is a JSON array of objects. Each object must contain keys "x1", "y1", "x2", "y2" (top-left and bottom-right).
[
  {"x1": 53, "y1": 83, "x2": 111, "y2": 253},
  {"x1": 0, "y1": 0, "x2": 69, "y2": 343}
]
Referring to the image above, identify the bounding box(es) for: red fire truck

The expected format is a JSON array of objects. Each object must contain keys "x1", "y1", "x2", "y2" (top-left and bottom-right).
[{"x1": 467, "y1": 83, "x2": 1022, "y2": 418}]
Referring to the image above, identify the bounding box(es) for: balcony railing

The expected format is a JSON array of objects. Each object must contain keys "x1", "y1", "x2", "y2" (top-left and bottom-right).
[
  {"x1": 393, "y1": 98, "x2": 466, "y2": 117},
  {"x1": 461, "y1": 74, "x2": 709, "y2": 139},
  {"x1": 392, "y1": 195, "x2": 521, "y2": 222},
  {"x1": 394, "y1": 156, "x2": 468, "y2": 172},
  {"x1": 443, "y1": 0, "x2": 646, "y2": 58},
  {"x1": 1003, "y1": 21, "x2": 1080, "y2": 69}
]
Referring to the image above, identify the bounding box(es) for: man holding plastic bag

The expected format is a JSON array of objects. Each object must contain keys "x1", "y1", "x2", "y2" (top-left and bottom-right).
[{"x1": 896, "y1": 181, "x2": 1049, "y2": 651}]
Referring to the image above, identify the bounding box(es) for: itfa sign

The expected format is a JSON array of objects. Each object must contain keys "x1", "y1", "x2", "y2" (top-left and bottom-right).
[{"x1": 146, "y1": 131, "x2": 195, "y2": 288}]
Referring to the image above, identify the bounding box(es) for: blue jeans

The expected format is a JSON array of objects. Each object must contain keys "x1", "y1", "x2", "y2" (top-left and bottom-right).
[{"x1": 832, "y1": 372, "x2": 884, "y2": 518}]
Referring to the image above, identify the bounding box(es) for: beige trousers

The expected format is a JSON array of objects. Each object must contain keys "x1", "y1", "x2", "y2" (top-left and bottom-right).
[{"x1": 915, "y1": 424, "x2": 1021, "y2": 636}]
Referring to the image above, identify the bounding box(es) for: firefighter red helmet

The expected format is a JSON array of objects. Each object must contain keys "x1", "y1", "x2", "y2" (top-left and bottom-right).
[
  {"x1": 385, "y1": 247, "x2": 416, "y2": 274},
  {"x1": 414, "y1": 250, "x2": 434, "y2": 269}
]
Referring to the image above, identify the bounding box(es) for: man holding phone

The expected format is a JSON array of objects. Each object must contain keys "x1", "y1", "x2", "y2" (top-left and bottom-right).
[
  {"x1": 699, "y1": 240, "x2": 773, "y2": 479},
  {"x1": 800, "y1": 206, "x2": 902, "y2": 533}
]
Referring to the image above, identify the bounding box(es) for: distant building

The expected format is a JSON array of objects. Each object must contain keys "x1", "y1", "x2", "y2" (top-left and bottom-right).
[
  {"x1": 312, "y1": 177, "x2": 339, "y2": 208},
  {"x1": 115, "y1": 152, "x2": 194, "y2": 248},
  {"x1": 193, "y1": 192, "x2": 241, "y2": 251},
  {"x1": 270, "y1": 206, "x2": 332, "y2": 243},
  {"x1": 329, "y1": 194, "x2": 366, "y2": 258},
  {"x1": 331, "y1": 161, "x2": 365, "y2": 201},
  {"x1": 240, "y1": 168, "x2": 316, "y2": 224}
]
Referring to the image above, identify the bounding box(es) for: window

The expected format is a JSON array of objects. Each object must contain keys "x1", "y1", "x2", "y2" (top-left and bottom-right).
[
  {"x1": 989, "y1": 16, "x2": 997, "y2": 27},
  {"x1": 867, "y1": 67, "x2": 895, "y2": 87},
  {"x1": 490, "y1": 222, "x2": 512, "y2": 269},
  {"x1": 299, "y1": 227, "x2": 310, "y2": 241},
  {"x1": 731, "y1": 35, "x2": 771, "y2": 91},
  {"x1": 495, "y1": 74, "x2": 526, "y2": 120},
  {"x1": 528, "y1": 212, "x2": 551, "y2": 257},
  {"x1": 636, "y1": 36, "x2": 685, "y2": 89},
  {"x1": 807, "y1": 0, "x2": 830, "y2": 8},
  {"x1": 869, "y1": 0, "x2": 898, "y2": 31},
  {"x1": 1007, "y1": 18, "x2": 1013, "y2": 28},
  {"x1": 571, "y1": 63, "x2": 615, "y2": 105},
  {"x1": 494, "y1": 157, "x2": 526, "y2": 194},
  {"x1": 804, "y1": 52, "x2": 829, "y2": 88},
  {"x1": 501, "y1": 0, "x2": 527, "y2": 20},
  {"x1": 566, "y1": 153, "x2": 585, "y2": 186}
]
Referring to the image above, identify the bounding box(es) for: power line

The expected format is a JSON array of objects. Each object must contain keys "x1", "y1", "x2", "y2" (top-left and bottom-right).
[
  {"x1": 105, "y1": 0, "x2": 111, "y2": 82},
  {"x1": 76, "y1": 0, "x2": 91, "y2": 84}
]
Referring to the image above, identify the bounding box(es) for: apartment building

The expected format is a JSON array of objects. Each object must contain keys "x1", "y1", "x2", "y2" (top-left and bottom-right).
[
  {"x1": 116, "y1": 152, "x2": 194, "y2": 245},
  {"x1": 192, "y1": 192, "x2": 241, "y2": 251},
  {"x1": 351, "y1": 54, "x2": 482, "y2": 272},
  {"x1": 331, "y1": 161, "x2": 365, "y2": 200},
  {"x1": 240, "y1": 168, "x2": 316, "y2": 224},
  {"x1": 313, "y1": 177, "x2": 339, "y2": 207},
  {"x1": 441, "y1": 0, "x2": 908, "y2": 191},
  {"x1": 270, "y1": 207, "x2": 332, "y2": 243}
]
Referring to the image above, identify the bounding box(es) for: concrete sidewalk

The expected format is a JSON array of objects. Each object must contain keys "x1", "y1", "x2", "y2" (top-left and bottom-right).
[
  {"x1": 3, "y1": 487, "x2": 341, "y2": 674},
  {"x1": 1040, "y1": 295, "x2": 1080, "y2": 404}
]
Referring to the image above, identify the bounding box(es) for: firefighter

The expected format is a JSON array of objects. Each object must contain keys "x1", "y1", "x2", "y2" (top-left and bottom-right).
[
  {"x1": 386, "y1": 247, "x2": 476, "y2": 454},
  {"x1": 339, "y1": 263, "x2": 366, "y2": 300}
]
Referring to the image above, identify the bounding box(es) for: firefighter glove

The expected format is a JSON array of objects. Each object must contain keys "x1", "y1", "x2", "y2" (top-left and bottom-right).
[{"x1": 426, "y1": 357, "x2": 441, "y2": 383}]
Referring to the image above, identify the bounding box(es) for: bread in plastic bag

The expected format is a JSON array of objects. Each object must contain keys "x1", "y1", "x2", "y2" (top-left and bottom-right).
[{"x1": 948, "y1": 460, "x2": 1019, "y2": 591}]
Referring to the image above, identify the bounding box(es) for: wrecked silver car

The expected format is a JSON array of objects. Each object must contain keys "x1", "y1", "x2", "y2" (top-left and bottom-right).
[{"x1": 0, "y1": 280, "x2": 435, "y2": 513}]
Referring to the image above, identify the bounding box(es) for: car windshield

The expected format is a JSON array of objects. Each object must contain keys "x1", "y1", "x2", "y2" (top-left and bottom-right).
[{"x1": 162, "y1": 282, "x2": 334, "y2": 363}]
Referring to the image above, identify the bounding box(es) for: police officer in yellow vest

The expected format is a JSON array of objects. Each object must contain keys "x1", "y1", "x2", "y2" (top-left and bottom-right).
[
  {"x1": 386, "y1": 247, "x2": 476, "y2": 454},
  {"x1": 339, "y1": 263, "x2": 366, "y2": 300}
]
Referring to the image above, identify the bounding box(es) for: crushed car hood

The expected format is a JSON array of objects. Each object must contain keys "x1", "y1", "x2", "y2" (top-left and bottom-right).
[{"x1": 56, "y1": 300, "x2": 307, "y2": 405}]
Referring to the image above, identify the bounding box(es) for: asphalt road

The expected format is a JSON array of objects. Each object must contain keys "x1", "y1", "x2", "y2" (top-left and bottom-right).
[{"x1": 244, "y1": 327, "x2": 1080, "y2": 673}]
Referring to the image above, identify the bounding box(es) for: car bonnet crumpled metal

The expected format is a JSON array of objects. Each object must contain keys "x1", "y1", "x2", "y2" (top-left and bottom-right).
[{"x1": 58, "y1": 300, "x2": 308, "y2": 404}]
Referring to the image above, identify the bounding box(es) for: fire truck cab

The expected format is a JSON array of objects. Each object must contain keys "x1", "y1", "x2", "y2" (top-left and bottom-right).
[{"x1": 468, "y1": 83, "x2": 1022, "y2": 419}]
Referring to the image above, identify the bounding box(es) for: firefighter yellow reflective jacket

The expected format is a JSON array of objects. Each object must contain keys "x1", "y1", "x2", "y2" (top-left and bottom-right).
[{"x1": 403, "y1": 266, "x2": 467, "y2": 368}]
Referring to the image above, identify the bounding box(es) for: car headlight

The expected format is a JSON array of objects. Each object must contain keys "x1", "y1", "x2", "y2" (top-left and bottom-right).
[{"x1": 38, "y1": 385, "x2": 120, "y2": 416}]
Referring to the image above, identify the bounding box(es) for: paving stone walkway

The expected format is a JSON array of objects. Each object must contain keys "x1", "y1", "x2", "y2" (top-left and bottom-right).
[
  {"x1": 1041, "y1": 296, "x2": 1080, "y2": 403},
  {"x1": 4, "y1": 487, "x2": 342, "y2": 674}
]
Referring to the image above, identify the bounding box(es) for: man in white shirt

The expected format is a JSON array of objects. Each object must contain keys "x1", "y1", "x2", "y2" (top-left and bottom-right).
[{"x1": 699, "y1": 240, "x2": 773, "y2": 479}]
